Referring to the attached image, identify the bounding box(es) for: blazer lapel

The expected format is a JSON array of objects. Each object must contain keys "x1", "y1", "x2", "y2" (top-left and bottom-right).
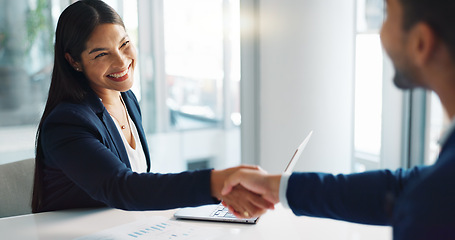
[
  {"x1": 85, "y1": 90, "x2": 131, "y2": 169},
  {"x1": 100, "y1": 110, "x2": 131, "y2": 169},
  {"x1": 121, "y1": 91, "x2": 151, "y2": 172}
]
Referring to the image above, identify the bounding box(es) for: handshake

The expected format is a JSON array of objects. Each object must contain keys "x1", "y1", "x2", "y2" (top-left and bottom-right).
[{"x1": 211, "y1": 165, "x2": 282, "y2": 219}]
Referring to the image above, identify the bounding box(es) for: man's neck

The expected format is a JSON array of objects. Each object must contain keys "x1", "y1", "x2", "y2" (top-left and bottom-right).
[{"x1": 435, "y1": 87, "x2": 455, "y2": 121}]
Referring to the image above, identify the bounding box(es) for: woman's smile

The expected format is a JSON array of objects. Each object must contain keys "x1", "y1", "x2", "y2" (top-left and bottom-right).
[{"x1": 107, "y1": 62, "x2": 133, "y2": 82}]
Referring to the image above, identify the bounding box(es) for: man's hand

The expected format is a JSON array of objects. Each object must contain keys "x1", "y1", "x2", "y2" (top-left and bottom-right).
[
  {"x1": 221, "y1": 169, "x2": 282, "y2": 206},
  {"x1": 211, "y1": 166, "x2": 274, "y2": 218}
]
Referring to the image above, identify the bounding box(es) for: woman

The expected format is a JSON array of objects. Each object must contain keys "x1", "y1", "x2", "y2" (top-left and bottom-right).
[{"x1": 32, "y1": 0, "x2": 272, "y2": 216}]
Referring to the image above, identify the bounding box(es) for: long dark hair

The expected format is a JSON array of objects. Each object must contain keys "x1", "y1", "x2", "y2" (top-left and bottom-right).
[{"x1": 32, "y1": 0, "x2": 125, "y2": 213}]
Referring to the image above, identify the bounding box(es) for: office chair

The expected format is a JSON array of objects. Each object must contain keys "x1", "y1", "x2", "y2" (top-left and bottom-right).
[{"x1": 0, "y1": 158, "x2": 35, "y2": 218}]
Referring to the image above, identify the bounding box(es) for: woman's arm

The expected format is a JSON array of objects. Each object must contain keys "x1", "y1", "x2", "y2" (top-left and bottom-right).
[{"x1": 41, "y1": 105, "x2": 215, "y2": 210}]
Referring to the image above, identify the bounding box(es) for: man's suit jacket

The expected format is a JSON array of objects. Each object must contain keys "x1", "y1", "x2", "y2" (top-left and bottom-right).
[
  {"x1": 38, "y1": 90, "x2": 217, "y2": 212},
  {"x1": 286, "y1": 129, "x2": 455, "y2": 239}
]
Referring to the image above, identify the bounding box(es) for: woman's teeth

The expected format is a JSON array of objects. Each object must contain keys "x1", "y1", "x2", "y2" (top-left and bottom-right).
[{"x1": 108, "y1": 68, "x2": 128, "y2": 78}]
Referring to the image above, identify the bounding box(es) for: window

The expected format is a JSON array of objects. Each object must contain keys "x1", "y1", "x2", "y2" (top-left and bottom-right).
[
  {"x1": 162, "y1": 0, "x2": 238, "y2": 130},
  {"x1": 137, "y1": 0, "x2": 242, "y2": 172},
  {"x1": 0, "y1": 0, "x2": 58, "y2": 164},
  {"x1": 353, "y1": 0, "x2": 385, "y2": 172},
  {"x1": 354, "y1": 34, "x2": 383, "y2": 158}
]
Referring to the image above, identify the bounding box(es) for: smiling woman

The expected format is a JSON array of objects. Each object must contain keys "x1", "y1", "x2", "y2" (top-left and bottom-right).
[{"x1": 32, "y1": 0, "x2": 272, "y2": 218}]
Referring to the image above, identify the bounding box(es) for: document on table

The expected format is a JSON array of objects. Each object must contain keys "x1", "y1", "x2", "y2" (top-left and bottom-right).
[{"x1": 74, "y1": 216, "x2": 223, "y2": 240}]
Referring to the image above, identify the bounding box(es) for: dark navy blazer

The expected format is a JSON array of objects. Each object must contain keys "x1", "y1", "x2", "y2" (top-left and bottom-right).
[
  {"x1": 38, "y1": 90, "x2": 217, "y2": 212},
  {"x1": 286, "y1": 129, "x2": 455, "y2": 239}
]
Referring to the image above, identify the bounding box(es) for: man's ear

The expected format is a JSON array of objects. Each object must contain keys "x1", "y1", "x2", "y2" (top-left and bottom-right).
[
  {"x1": 408, "y1": 22, "x2": 437, "y2": 67},
  {"x1": 64, "y1": 53, "x2": 82, "y2": 72}
]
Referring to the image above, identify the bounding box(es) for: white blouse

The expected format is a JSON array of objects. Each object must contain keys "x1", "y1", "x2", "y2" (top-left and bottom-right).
[{"x1": 111, "y1": 109, "x2": 148, "y2": 173}]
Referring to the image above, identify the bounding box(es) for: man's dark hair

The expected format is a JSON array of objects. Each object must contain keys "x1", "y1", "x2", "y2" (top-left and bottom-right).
[{"x1": 399, "y1": 0, "x2": 455, "y2": 59}]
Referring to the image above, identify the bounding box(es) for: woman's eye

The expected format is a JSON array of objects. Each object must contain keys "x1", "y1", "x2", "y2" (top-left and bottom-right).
[
  {"x1": 120, "y1": 41, "x2": 129, "y2": 49},
  {"x1": 95, "y1": 52, "x2": 107, "y2": 59}
]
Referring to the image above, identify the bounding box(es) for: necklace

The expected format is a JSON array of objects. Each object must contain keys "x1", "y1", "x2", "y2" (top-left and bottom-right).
[
  {"x1": 110, "y1": 113, "x2": 127, "y2": 129},
  {"x1": 102, "y1": 96, "x2": 129, "y2": 130}
]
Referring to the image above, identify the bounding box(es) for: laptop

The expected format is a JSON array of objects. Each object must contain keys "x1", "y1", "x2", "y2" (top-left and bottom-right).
[{"x1": 174, "y1": 131, "x2": 313, "y2": 224}]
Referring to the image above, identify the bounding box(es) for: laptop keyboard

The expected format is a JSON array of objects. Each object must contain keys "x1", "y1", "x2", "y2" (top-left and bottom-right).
[{"x1": 210, "y1": 204, "x2": 237, "y2": 219}]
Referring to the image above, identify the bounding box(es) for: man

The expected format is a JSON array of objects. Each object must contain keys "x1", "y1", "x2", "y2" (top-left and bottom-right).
[{"x1": 222, "y1": 0, "x2": 455, "y2": 239}]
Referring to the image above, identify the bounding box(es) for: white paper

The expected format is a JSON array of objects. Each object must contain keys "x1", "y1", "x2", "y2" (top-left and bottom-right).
[{"x1": 74, "y1": 216, "x2": 223, "y2": 240}]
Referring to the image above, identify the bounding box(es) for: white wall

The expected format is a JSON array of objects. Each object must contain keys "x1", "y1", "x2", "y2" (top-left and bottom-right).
[{"x1": 257, "y1": 0, "x2": 356, "y2": 174}]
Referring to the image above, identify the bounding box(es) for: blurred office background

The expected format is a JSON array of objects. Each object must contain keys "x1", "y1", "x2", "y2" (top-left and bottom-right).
[{"x1": 0, "y1": 0, "x2": 448, "y2": 175}]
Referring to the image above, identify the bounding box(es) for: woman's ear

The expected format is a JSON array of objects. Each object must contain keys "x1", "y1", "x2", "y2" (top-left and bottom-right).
[{"x1": 64, "y1": 53, "x2": 82, "y2": 72}]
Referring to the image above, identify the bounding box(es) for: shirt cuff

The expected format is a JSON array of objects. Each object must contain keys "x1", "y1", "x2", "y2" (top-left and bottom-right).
[{"x1": 279, "y1": 172, "x2": 292, "y2": 209}]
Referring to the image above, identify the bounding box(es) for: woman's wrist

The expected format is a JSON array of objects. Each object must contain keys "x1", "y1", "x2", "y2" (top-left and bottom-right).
[{"x1": 210, "y1": 169, "x2": 224, "y2": 200}]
